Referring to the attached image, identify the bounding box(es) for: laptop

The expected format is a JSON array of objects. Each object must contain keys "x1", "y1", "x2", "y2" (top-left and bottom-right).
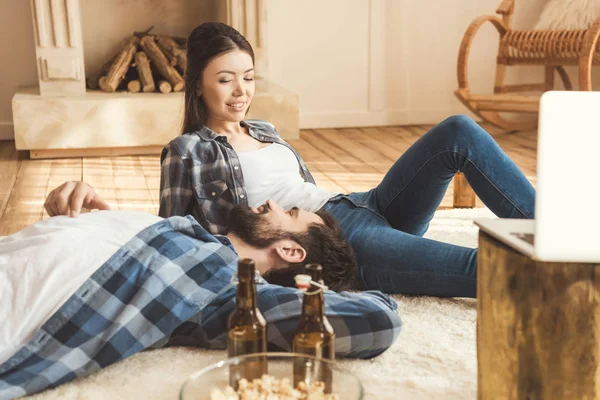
[{"x1": 475, "y1": 90, "x2": 600, "y2": 263}]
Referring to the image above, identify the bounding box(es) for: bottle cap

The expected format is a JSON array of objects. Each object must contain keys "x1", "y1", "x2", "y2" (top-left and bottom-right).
[
  {"x1": 294, "y1": 274, "x2": 312, "y2": 291},
  {"x1": 294, "y1": 274, "x2": 328, "y2": 293}
]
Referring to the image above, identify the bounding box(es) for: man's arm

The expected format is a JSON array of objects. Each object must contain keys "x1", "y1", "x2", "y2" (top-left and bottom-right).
[
  {"x1": 43, "y1": 181, "x2": 111, "y2": 217},
  {"x1": 165, "y1": 285, "x2": 402, "y2": 359}
]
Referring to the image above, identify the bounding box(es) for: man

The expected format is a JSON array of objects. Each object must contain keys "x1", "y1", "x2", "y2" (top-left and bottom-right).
[{"x1": 0, "y1": 200, "x2": 401, "y2": 399}]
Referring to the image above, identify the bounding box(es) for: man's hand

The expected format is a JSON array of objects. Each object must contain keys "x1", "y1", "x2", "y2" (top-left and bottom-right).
[{"x1": 44, "y1": 181, "x2": 111, "y2": 217}]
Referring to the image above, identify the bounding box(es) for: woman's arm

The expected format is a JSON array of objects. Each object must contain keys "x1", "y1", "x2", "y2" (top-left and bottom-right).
[{"x1": 158, "y1": 143, "x2": 195, "y2": 218}]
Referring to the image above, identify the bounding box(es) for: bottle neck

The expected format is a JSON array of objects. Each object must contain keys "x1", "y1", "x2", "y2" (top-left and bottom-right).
[
  {"x1": 301, "y1": 285, "x2": 325, "y2": 322},
  {"x1": 236, "y1": 277, "x2": 257, "y2": 310}
]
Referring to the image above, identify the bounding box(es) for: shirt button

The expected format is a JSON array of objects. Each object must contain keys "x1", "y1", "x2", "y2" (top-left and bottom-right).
[
  {"x1": 240, "y1": 194, "x2": 245, "y2": 199},
  {"x1": 211, "y1": 192, "x2": 216, "y2": 197},
  {"x1": 234, "y1": 166, "x2": 239, "y2": 171}
]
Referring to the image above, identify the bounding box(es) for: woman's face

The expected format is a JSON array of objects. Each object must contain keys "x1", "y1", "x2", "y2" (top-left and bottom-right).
[{"x1": 199, "y1": 49, "x2": 255, "y2": 124}]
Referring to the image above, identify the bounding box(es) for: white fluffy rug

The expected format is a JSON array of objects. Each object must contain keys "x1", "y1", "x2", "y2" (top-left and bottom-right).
[
  {"x1": 23, "y1": 207, "x2": 496, "y2": 400},
  {"x1": 534, "y1": 0, "x2": 600, "y2": 30}
]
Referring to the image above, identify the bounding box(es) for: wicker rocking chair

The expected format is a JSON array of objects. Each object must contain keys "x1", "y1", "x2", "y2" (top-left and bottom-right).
[{"x1": 455, "y1": 0, "x2": 600, "y2": 132}]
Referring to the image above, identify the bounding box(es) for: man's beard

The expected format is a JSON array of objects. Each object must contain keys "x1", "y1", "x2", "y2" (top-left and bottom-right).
[{"x1": 228, "y1": 205, "x2": 291, "y2": 248}]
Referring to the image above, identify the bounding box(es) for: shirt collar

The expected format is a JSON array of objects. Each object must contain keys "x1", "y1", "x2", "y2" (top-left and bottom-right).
[
  {"x1": 215, "y1": 235, "x2": 237, "y2": 254},
  {"x1": 194, "y1": 120, "x2": 263, "y2": 142}
]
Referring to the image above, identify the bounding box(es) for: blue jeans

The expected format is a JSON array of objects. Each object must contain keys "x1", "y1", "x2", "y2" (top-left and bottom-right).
[{"x1": 320, "y1": 115, "x2": 535, "y2": 298}]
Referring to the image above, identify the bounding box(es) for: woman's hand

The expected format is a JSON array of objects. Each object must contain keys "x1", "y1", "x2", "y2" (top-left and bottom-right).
[{"x1": 44, "y1": 181, "x2": 111, "y2": 217}]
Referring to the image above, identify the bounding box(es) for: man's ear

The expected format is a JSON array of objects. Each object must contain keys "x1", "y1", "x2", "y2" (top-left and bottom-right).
[{"x1": 274, "y1": 240, "x2": 306, "y2": 264}]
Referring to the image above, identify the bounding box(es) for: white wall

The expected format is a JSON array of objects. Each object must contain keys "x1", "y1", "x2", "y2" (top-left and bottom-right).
[
  {"x1": 266, "y1": 0, "x2": 599, "y2": 128},
  {"x1": 80, "y1": 0, "x2": 215, "y2": 77},
  {"x1": 0, "y1": 0, "x2": 37, "y2": 140},
  {"x1": 1, "y1": 0, "x2": 599, "y2": 140},
  {"x1": 0, "y1": 0, "x2": 218, "y2": 141}
]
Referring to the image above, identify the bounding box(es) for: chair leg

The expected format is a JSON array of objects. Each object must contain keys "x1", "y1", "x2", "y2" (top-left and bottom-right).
[
  {"x1": 544, "y1": 66, "x2": 555, "y2": 91},
  {"x1": 453, "y1": 172, "x2": 477, "y2": 208},
  {"x1": 493, "y1": 64, "x2": 507, "y2": 93},
  {"x1": 579, "y1": 19, "x2": 600, "y2": 90},
  {"x1": 555, "y1": 66, "x2": 573, "y2": 90}
]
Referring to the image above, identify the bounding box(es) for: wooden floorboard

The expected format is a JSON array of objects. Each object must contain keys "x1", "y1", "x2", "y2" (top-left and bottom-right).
[
  {"x1": 0, "y1": 124, "x2": 538, "y2": 236},
  {"x1": 139, "y1": 155, "x2": 161, "y2": 214},
  {"x1": 83, "y1": 156, "x2": 156, "y2": 215},
  {"x1": 0, "y1": 142, "x2": 25, "y2": 224},
  {"x1": 0, "y1": 158, "x2": 53, "y2": 235},
  {"x1": 301, "y1": 130, "x2": 383, "y2": 192}
]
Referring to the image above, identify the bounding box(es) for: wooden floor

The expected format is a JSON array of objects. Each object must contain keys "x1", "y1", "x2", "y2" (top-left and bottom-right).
[{"x1": 0, "y1": 125, "x2": 537, "y2": 236}]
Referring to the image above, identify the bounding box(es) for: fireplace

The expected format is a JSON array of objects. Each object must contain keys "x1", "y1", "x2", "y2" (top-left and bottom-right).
[{"x1": 12, "y1": 0, "x2": 298, "y2": 159}]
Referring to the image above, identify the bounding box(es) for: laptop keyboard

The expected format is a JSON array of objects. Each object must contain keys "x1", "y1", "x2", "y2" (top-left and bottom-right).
[{"x1": 511, "y1": 232, "x2": 535, "y2": 245}]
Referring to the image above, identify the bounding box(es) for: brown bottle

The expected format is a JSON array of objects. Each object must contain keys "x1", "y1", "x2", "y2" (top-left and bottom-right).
[
  {"x1": 292, "y1": 264, "x2": 335, "y2": 392},
  {"x1": 227, "y1": 258, "x2": 267, "y2": 389}
]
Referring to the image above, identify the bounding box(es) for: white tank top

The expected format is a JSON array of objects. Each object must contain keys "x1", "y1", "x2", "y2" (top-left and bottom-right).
[{"x1": 236, "y1": 143, "x2": 338, "y2": 212}]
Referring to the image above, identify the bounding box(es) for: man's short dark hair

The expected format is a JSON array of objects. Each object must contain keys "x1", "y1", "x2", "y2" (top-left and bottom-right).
[{"x1": 263, "y1": 210, "x2": 358, "y2": 291}]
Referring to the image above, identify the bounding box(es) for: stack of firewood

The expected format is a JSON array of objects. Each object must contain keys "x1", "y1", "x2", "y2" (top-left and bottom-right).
[{"x1": 87, "y1": 31, "x2": 187, "y2": 94}]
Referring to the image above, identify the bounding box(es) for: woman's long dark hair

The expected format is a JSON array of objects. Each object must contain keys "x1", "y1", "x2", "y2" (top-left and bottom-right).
[{"x1": 182, "y1": 22, "x2": 255, "y2": 134}]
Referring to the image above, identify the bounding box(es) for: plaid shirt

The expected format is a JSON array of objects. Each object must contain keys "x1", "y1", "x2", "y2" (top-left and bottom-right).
[
  {"x1": 159, "y1": 120, "x2": 316, "y2": 234},
  {"x1": 0, "y1": 216, "x2": 401, "y2": 399}
]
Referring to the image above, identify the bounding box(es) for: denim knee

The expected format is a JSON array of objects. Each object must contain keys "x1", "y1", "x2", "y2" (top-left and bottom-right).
[{"x1": 437, "y1": 115, "x2": 494, "y2": 149}]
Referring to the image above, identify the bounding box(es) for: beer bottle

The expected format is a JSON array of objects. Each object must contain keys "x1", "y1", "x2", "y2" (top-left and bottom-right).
[
  {"x1": 227, "y1": 258, "x2": 267, "y2": 388},
  {"x1": 293, "y1": 264, "x2": 335, "y2": 392}
]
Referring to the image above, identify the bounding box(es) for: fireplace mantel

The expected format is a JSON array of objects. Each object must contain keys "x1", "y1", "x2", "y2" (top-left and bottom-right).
[{"x1": 13, "y1": 0, "x2": 298, "y2": 159}]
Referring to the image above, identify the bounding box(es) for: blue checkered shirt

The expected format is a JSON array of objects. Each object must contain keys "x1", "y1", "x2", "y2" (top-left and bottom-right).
[
  {"x1": 0, "y1": 216, "x2": 401, "y2": 399},
  {"x1": 159, "y1": 120, "x2": 316, "y2": 234}
]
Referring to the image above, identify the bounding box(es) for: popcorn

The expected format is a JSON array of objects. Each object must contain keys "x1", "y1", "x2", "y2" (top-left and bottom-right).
[{"x1": 210, "y1": 375, "x2": 339, "y2": 400}]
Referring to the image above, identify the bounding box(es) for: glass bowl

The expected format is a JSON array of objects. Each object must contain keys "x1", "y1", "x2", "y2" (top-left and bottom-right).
[{"x1": 180, "y1": 352, "x2": 363, "y2": 399}]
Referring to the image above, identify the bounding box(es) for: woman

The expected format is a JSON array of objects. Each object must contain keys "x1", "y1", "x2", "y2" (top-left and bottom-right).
[{"x1": 45, "y1": 22, "x2": 535, "y2": 298}]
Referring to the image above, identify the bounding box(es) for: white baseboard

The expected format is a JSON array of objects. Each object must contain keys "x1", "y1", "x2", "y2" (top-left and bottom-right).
[
  {"x1": 299, "y1": 108, "x2": 478, "y2": 129},
  {"x1": 0, "y1": 122, "x2": 14, "y2": 140}
]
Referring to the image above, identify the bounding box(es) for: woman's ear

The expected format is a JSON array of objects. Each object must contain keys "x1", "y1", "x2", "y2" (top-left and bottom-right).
[{"x1": 274, "y1": 240, "x2": 306, "y2": 264}]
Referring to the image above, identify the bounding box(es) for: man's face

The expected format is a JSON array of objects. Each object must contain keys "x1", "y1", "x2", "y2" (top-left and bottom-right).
[{"x1": 228, "y1": 200, "x2": 323, "y2": 248}]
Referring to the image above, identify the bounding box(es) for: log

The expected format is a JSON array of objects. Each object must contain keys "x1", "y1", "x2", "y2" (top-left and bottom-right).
[
  {"x1": 98, "y1": 77, "x2": 108, "y2": 91},
  {"x1": 87, "y1": 54, "x2": 115, "y2": 90},
  {"x1": 133, "y1": 25, "x2": 154, "y2": 39},
  {"x1": 134, "y1": 51, "x2": 155, "y2": 92},
  {"x1": 155, "y1": 40, "x2": 178, "y2": 67},
  {"x1": 156, "y1": 35, "x2": 187, "y2": 73},
  {"x1": 121, "y1": 61, "x2": 139, "y2": 90},
  {"x1": 127, "y1": 79, "x2": 141, "y2": 93},
  {"x1": 157, "y1": 80, "x2": 172, "y2": 93},
  {"x1": 99, "y1": 36, "x2": 139, "y2": 93},
  {"x1": 139, "y1": 36, "x2": 184, "y2": 92},
  {"x1": 477, "y1": 232, "x2": 600, "y2": 400},
  {"x1": 172, "y1": 36, "x2": 187, "y2": 47},
  {"x1": 87, "y1": 36, "x2": 139, "y2": 89}
]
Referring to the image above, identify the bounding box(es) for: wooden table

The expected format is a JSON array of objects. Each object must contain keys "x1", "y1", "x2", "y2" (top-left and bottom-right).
[{"x1": 477, "y1": 231, "x2": 600, "y2": 399}]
